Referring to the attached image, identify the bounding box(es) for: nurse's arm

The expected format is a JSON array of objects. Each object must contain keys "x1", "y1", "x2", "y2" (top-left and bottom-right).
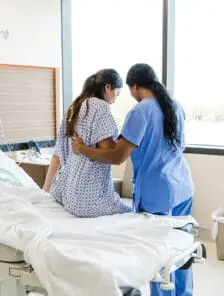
[
  {"x1": 97, "y1": 137, "x2": 117, "y2": 150},
  {"x1": 73, "y1": 137, "x2": 136, "y2": 165}
]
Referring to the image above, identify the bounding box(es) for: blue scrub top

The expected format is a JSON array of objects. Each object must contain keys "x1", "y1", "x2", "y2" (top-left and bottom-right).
[{"x1": 121, "y1": 98, "x2": 194, "y2": 213}]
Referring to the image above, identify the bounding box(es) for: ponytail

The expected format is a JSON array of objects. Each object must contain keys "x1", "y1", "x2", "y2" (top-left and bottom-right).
[
  {"x1": 150, "y1": 81, "x2": 180, "y2": 149},
  {"x1": 66, "y1": 74, "x2": 96, "y2": 137}
]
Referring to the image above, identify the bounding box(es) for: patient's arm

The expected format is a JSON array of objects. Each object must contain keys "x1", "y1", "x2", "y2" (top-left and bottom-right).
[{"x1": 43, "y1": 155, "x2": 61, "y2": 192}]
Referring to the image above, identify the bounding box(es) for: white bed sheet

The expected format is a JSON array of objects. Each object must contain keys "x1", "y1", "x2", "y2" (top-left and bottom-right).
[{"x1": 0, "y1": 184, "x2": 196, "y2": 296}]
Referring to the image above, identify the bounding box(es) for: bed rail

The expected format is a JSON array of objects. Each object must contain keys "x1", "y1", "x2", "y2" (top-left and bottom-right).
[{"x1": 152, "y1": 242, "x2": 206, "y2": 290}]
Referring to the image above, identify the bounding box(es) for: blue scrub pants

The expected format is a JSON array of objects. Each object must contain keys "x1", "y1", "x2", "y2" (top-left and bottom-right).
[{"x1": 149, "y1": 198, "x2": 193, "y2": 296}]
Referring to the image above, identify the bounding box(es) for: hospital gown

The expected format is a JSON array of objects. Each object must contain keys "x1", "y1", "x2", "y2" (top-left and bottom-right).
[{"x1": 51, "y1": 97, "x2": 132, "y2": 217}]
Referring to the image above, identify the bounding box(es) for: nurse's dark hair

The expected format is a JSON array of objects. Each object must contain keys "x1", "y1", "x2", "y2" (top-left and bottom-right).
[
  {"x1": 126, "y1": 63, "x2": 180, "y2": 149},
  {"x1": 66, "y1": 69, "x2": 122, "y2": 137}
]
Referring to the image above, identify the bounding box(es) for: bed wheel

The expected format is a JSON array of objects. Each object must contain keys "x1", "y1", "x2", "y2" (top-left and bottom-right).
[{"x1": 124, "y1": 288, "x2": 141, "y2": 296}]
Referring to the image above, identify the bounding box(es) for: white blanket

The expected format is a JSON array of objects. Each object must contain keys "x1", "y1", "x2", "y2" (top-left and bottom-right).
[{"x1": 0, "y1": 184, "x2": 196, "y2": 296}]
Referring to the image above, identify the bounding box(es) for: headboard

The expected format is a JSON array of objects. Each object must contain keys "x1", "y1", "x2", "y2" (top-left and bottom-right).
[{"x1": 0, "y1": 64, "x2": 60, "y2": 144}]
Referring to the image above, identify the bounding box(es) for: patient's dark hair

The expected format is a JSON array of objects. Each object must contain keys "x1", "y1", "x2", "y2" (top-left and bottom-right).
[
  {"x1": 66, "y1": 69, "x2": 123, "y2": 137},
  {"x1": 126, "y1": 63, "x2": 180, "y2": 149}
]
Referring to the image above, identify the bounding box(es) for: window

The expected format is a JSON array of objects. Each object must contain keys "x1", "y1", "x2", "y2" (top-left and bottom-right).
[
  {"x1": 175, "y1": 1, "x2": 224, "y2": 146},
  {"x1": 71, "y1": 0, "x2": 163, "y2": 129}
]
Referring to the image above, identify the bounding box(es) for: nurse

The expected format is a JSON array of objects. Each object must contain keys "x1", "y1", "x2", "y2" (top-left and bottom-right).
[{"x1": 72, "y1": 63, "x2": 194, "y2": 296}]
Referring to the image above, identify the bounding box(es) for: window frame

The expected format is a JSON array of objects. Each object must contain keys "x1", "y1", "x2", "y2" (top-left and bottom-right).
[{"x1": 61, "y1": 0, "x2": 73, "y2": 113}]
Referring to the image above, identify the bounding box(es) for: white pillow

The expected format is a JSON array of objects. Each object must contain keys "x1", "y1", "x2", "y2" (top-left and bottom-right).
[{"x1": 0, "y1": 151, "x2": 38, "y2": 188}]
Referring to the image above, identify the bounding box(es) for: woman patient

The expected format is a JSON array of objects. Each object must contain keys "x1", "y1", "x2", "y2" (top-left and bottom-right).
[{"x1": 43, "y1": 69, "x2": 132, "y2": 217}]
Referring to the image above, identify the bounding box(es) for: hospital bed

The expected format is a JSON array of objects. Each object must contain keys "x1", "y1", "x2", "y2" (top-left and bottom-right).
[{"x1": 0, "y1": 152, "x2": 206, "y2": 296}]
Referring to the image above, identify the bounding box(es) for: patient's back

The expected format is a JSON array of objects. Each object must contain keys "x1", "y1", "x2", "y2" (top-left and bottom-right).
[{"x1": 51, "y1": 97, "x2": 132, "y2": 217}]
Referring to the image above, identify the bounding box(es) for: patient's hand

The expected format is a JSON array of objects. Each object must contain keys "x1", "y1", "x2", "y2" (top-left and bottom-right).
[{"x1": 71, "y1": 131, "x2": 84, "y2": 154}]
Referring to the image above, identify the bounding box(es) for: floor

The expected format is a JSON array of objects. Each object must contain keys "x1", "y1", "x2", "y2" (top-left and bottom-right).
[
  {"x1": 30, "y1": 241, "x2": 224, "y2": 296},
  {"x1": 193, "y1": 241, "x2": 224, "y2": 295}
]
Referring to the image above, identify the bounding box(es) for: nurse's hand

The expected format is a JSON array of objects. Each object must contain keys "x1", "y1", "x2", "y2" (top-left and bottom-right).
[{"x1": 71, "y1": 131, "x2": 84, "y2": 154}]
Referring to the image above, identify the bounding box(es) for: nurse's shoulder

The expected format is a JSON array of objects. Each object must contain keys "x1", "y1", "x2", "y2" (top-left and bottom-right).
[
  {"x1": 121, "y1": 99, "x2": 156, "y2": 147},
  {"x1": 127, "y1": 98, "x2": 157, "y2": 120}
]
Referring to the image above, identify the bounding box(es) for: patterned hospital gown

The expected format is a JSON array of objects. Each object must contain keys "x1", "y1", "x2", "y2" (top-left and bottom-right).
[{"x1": 51, "y1": 97, "x2": 132, "y2": 217}]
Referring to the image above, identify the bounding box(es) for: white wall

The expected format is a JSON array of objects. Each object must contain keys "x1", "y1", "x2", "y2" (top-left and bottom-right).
[
  {"x1": 185, "y1": 154, "x2": 224, "y2": 230},
  {"x1": 113, "y1": 154, "x2": 224, "y2": 231},
  {"x1": 0, "y1": 0, "x2": 61, "y2": 67}
]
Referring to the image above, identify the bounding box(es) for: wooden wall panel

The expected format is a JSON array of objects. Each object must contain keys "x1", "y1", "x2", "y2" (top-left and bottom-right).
[{"x1": 0, "y1": 64, "x2": 60, "y2": 143}]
